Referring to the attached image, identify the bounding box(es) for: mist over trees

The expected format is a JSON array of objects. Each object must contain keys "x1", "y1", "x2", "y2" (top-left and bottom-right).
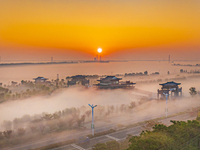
[{"x1": 0, "y1": 98, "x2": 149, "y2": 148}]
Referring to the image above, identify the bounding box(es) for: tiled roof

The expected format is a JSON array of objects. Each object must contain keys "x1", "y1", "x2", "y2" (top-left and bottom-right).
[
  {"x1": 159, "y1": 81, "x2": 181, "y2": 86},
  {"x1": 33, "y1": 76, "x2": 48, "y2": 80},
  {"x1": 71, "y1": 75, "x2": 86, "y2": 78}
]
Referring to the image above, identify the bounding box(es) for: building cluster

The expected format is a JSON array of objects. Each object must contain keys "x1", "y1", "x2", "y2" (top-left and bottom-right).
[
  {"x1": 67, "y1": 75, "x2": 89, "y2": 86},
  {"x1": 94, "y1": 55, "x2": 101, "y2": 61},
  {"x1": 32, "y1": 75, "x2": 136, "y2": 89},
  {"x1": 32, "y1": 76, "x2": 184, "y2": 101},
  {"x1": 3, "y1": 73, "x2": 184, "y2": 101},
  {"x1": 94, "y1": 76, "x2": 135, "y2": 89}
]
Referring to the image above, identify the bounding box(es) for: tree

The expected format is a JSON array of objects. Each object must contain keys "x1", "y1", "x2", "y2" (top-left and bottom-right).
[
  {"x1": 21, "y1": 80, "x2": 25, "y2": 85},
  {"x1": 126, "y1": 120, "x2": 200, "y2": 150},
  {"x1": 127, "y1": 132, "x2": 174, "y2": 150},
  {"x1": 189, "y1": 87, "x2": 197, "y2": 97},
  {"x1": 3, "y1": 130, "x2": 12, "y2": 139},
  {"x1": 76, "y1": 115, "x2": 86, "y2": 127},
  {"x1": 13, "y1": 118, "x2": 21, "y2": 130},
  {"x1": 97, "y1": 106, "x2": 105, "y2": 116},
  {"x1": 29, "y1": 125, "x2": 38, "y2": 133},
  {"x1": 17, "y1": 128, "x2": 26, "y2": 136},
  {"x1": 85, "y1": 110, "x2": 91, "y2": 118},
  {"x1": 196, "y1": 110, "x2": 200, "y2": 121},
  {"x1": 0, "y1": 132, "x2": 4, "y2": 140},
  {"x1": 57, "y1": 119, "x2": 66, "y2": 129},
  {"x1": 43, "y1": 113, "x2": 53, "y2": 120},
  {"x1": 67, "y1": 117, "x2": 75, "y2": 128}
]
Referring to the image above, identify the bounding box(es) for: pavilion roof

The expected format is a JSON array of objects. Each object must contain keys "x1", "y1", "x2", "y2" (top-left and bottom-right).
[
  {"x1": 98, "y1": 76, "x2": 122, "y2": 81},
  {"x1": 71, "y1": 75, "x2": 86, "y2": 78},
  {"x1": 159, "y1": 81, "x2": 181, "y2": 86},
  {"x1": 33, "y1": 76, "x2": 48, "y2": 80}
]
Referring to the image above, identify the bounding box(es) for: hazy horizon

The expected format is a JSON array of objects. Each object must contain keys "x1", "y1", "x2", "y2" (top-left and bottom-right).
[{"x1": 1, "y1": 0, "x2": 200, "y2": 61}]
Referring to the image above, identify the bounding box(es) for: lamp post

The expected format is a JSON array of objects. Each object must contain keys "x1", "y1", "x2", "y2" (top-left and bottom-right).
[
  {"x1": 163, "y1": 93, "x2": 169, "y2": 117},
  {"x1": 163, "y1": 88, "x2": 176, "y2": 117},
  {"x1": 88, "y1": 104, "x2": 97, "y2": 136}
]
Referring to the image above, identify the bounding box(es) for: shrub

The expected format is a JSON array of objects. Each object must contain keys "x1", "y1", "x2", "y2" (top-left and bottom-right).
[{"x1": 17, "y1": 128, "x2": 26, "y2": 136}]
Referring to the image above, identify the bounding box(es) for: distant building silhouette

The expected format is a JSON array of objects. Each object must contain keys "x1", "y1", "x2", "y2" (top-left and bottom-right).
[
  {"x1": 96, "y1": 55, "x2": 98, "y2": 61},
  {"x1": 51, "y1": 57, "x2": 53, "y2": 63},
  {"x1": 33, "y1": 76, "x2": 48, "y2": 84}
]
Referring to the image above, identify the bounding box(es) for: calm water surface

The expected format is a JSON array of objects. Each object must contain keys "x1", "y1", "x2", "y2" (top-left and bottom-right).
[{"x1": 0, "y1": 61, "x2": 200, "y2": 84}]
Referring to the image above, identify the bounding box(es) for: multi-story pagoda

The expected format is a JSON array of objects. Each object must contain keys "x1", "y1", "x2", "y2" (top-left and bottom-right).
[
  {"x1": 157, "y1": 81, "x2": 182, "y2": 99},
  {"x1": 94, "y1": 76, "x2": 135, "y2": 89}
]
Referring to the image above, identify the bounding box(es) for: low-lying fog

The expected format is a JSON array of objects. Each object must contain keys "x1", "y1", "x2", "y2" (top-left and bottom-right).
[{"x1": 0, "y1": 77, "x2": 200, "y2": 126}]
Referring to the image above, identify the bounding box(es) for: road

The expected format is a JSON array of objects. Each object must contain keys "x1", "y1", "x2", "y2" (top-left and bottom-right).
[{"x1": 51, "y1": 113, "x2": 196, "y2": 150}]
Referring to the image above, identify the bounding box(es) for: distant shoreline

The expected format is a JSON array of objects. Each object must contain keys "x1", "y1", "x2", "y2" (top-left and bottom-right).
[
  {"x1": 0, "y1": 60, "x2": 113, "y2": 67},
  {"x1": 173, "y1": 63, "x2": 200, "y2": 67},
  {"x1": 0, "y1": 61, "x2": 78, "y2": 67}
]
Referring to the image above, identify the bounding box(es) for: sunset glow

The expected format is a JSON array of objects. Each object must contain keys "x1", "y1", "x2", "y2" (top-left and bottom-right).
[
  {"x1": 97, "y1": 48, "x2": 102, "y2": 53},
  {"x1": 0, "y1": 0, "x2": 200, "y2": 60}
]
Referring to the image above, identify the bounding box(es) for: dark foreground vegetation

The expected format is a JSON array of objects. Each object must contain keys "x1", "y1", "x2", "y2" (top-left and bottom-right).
[{"x1": 93, "y1": 116, "x2": 200, "y2": 150}]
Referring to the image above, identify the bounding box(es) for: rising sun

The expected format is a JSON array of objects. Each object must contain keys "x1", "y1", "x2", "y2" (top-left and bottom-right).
[{"x1": 97, "y1": 48, "x2": 102, "y2": 53}]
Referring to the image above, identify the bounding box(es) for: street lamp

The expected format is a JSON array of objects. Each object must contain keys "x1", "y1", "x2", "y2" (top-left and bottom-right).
[
  {"x1": 163, "y1": 88, "x2": 176, "y2": 117},
  {"x1": 88, "y1": 104, "x2": 97, "y2": 136}
]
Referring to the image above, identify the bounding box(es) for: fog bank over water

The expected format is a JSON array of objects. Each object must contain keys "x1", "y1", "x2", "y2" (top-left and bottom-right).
[
  {"x1": 1, "y1": 76, "x2": 200, "y2": 124},
  {"x1": 0, "y1": 86, "x2": 138, "y2": 123}
]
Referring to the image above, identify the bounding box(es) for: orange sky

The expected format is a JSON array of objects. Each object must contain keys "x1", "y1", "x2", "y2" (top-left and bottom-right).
[{"x1": 0, "y1": 0, "x2": 200, "y2": 60}]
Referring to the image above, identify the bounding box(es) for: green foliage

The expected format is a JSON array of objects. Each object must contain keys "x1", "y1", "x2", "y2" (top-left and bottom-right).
[
  {"x1": 126, "y1": 120, "x2": 200, "y2": 150},
  {"x1": 127, "y1": 133, "x2": 174, "y2": 150},
  {"x1": 93, "y1": 140, "x2": 121, "y2": 150},
  {"x1": 189, "y1": 87, "x2": 197, "y2": 96}
]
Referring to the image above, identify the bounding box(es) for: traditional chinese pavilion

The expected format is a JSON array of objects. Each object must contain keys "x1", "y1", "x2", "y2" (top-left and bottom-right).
[
  {"x1": 33, "y1": 77, "x2": 48, "y2": 84},
  {"x1": 157, "y1": 81, "x2": 182, "y2": 99},
  {"x1": 67, "y1": 75, "x2": 89, "y2": 86},
  {"x1": 94, "y1": 76, "x2": 136, "y2": 89}
]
